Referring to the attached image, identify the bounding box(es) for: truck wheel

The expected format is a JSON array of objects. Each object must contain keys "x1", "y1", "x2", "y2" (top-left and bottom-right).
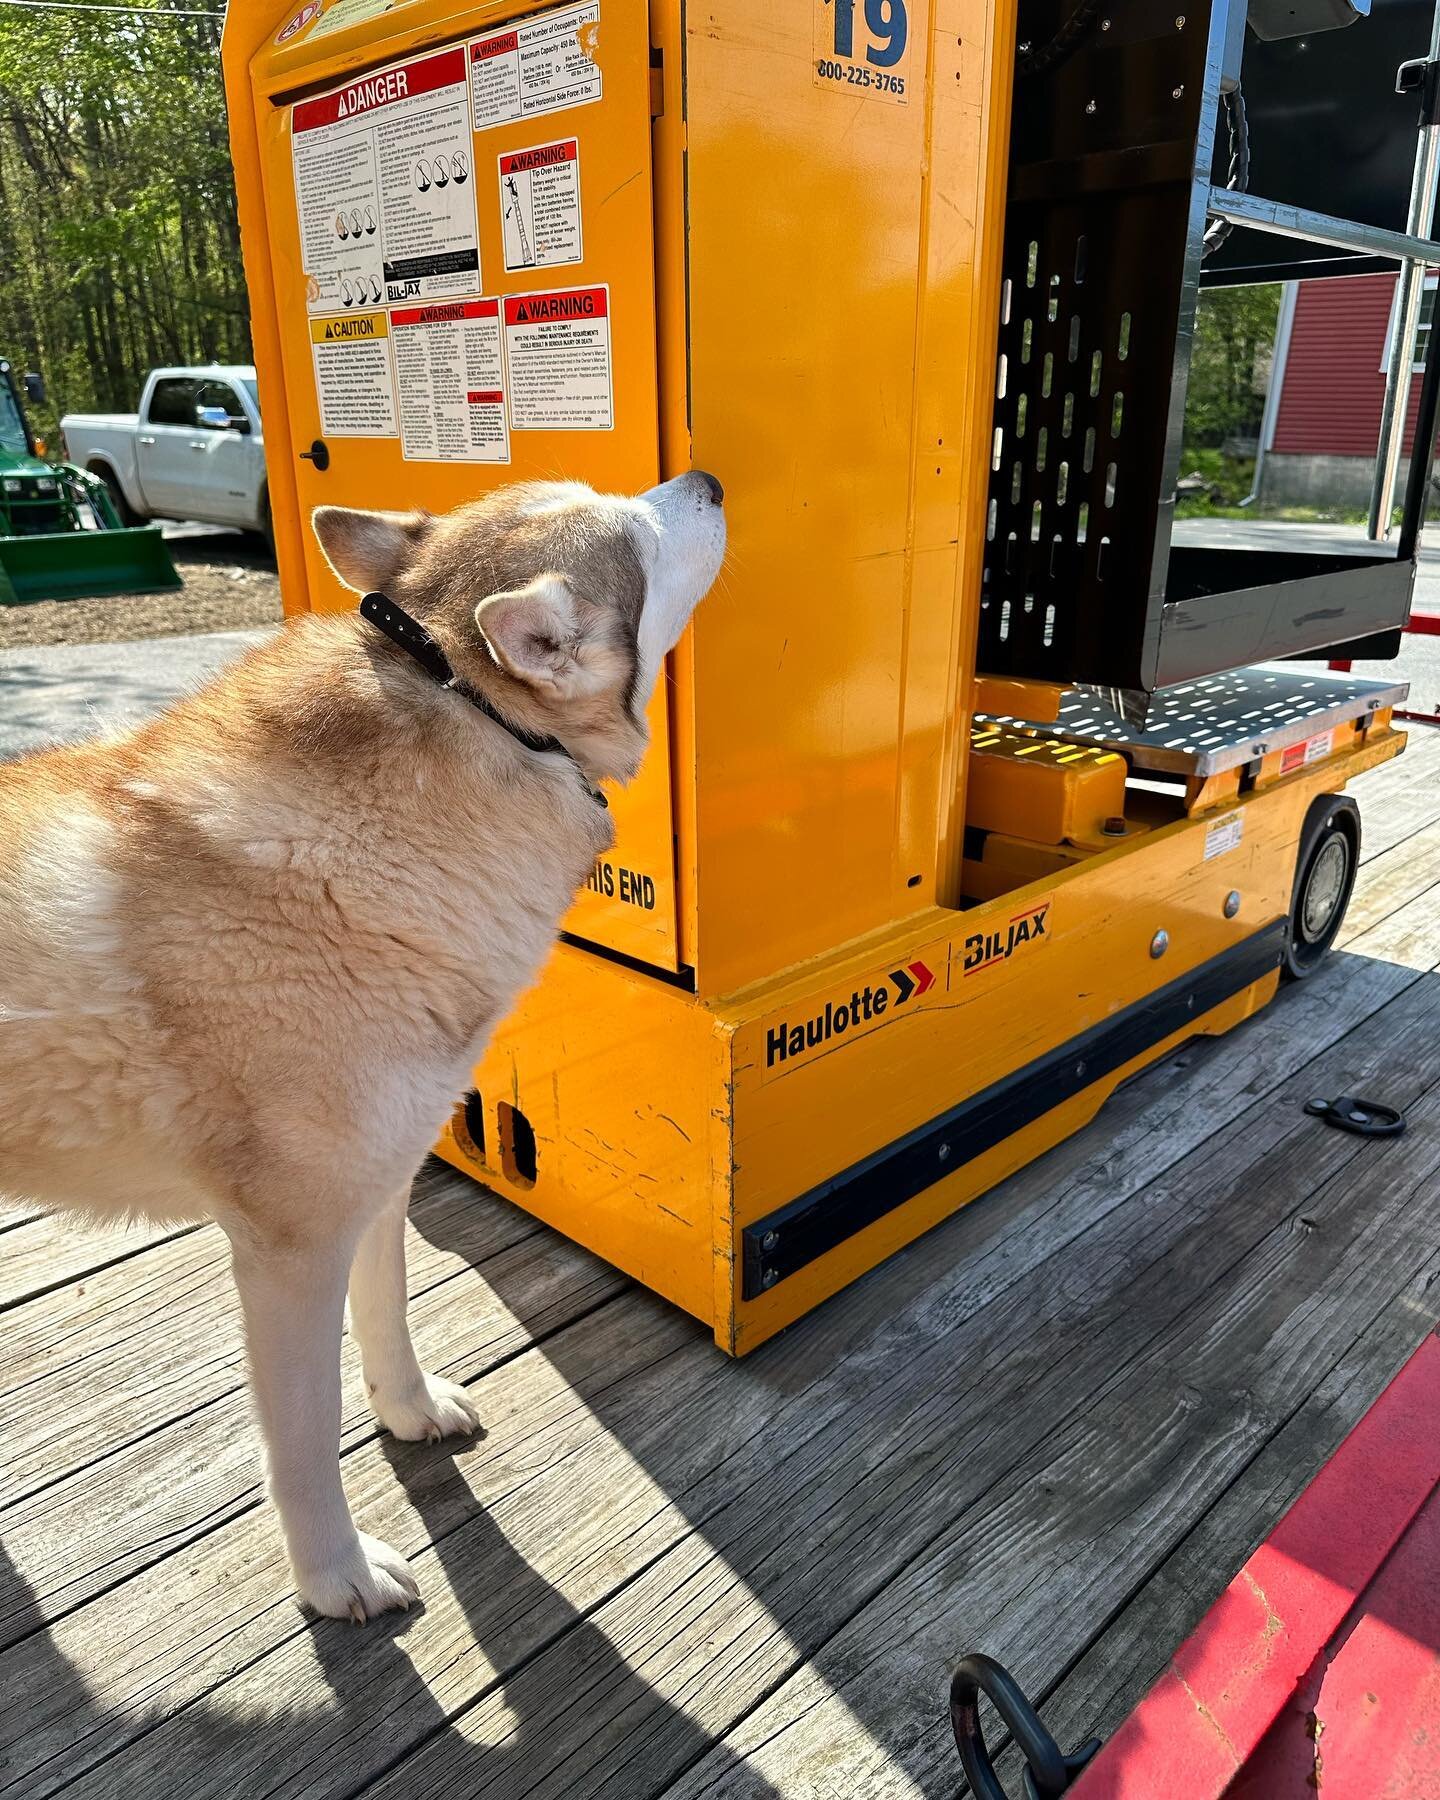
[
  {"x1": 1283, "y1": 795, "x2": 1360, "y2": 981},
  {"x1": 91, "y1": 463, "x2": 139, "y2": 528},
  {"x1": 256, "y1": 489, "x2": 275, "y2": 557}
]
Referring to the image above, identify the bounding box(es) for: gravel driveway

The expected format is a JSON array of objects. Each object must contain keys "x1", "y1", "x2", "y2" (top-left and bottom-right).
[
  {"x1": 0, "y1": 525, "x2": 281, "y2": 650},
  {"x1": 0, "y1": 628, "x2": 275, "y2": 762}
]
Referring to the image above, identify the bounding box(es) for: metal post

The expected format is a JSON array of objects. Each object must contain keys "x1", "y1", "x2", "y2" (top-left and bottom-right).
[{"x1": 1368, "y1": 0, "x2": 1440, "y2": 542}]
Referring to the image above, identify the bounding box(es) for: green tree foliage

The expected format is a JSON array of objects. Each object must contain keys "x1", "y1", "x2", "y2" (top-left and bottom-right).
[
  {"x1": 0, "y1": 1, "x2": 250, "y2": 443},
  {"x1": 1184, "y1": 282, "x2": 1282, "y2": 450}
]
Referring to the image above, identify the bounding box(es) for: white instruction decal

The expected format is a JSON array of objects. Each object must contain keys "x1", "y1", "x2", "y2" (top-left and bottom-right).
[
  {"x1": 1305, "y1": 729, "x2": 1335, "y2": 764},
  {"x1": 470, "y1": 3, "x2": 602, "y2": 131},
  {"x1": 503, "y1": 285, "x2": 612, "y2": 430},
  {"x1": 1203, "y1": 810, "x2": 1244, "y2": 861},
  {"x1": 499, "y1": 138, "x2": 582, "y2": 272},
  {"x1": 292, "y1": 45, "x2": 480, "y2": 317},
  {"x1": 309, "y1": 311, "x2": 397, "y2": 436},
  {"x1": 1281, "y1": 729, "x2": 1335, "y2": 774},
  {"x1": 391, "y1": 299, "x2": 509, "y2": 463}
]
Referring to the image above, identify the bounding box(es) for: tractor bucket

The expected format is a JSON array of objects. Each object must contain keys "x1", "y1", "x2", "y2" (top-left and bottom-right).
[{"x1": 0, "y1": 524, "x2": 181, "y2": 605}]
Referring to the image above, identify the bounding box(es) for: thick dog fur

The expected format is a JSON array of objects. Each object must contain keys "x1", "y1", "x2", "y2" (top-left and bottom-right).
[{"x1": 0, "y1": 473, "x2": 725, "y2": 1620}]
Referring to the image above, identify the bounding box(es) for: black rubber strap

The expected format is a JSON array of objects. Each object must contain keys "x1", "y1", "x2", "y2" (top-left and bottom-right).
[{"x1": 1304, "y1": 1095, "x2": 1406, "y2": 1139}]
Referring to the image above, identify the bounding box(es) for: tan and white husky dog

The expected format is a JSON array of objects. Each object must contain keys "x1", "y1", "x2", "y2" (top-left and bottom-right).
[{"x1": 0, "y1": 472, "x2": 725, "y2": 1620}]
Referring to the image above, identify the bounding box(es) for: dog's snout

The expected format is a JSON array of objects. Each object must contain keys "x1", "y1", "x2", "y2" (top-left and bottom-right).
[{"x1": 694, "y1": 470, "x2": 724, "y2": 508}]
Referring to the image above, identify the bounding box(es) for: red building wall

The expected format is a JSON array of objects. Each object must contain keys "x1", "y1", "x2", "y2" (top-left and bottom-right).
[{"x1": 1270, "y1": 273, "x2": 1426, "y2": 458}]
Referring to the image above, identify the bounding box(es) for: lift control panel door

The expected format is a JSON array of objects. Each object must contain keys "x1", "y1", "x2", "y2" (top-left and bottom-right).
[{"x1": 245, "y1": 1, "x2": 681, "y2": 969}]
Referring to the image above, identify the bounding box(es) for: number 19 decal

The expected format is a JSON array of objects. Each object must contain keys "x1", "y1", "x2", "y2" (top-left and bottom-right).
[{"x1": 814, "y1": 0, "x2": 911, "y2": 103}]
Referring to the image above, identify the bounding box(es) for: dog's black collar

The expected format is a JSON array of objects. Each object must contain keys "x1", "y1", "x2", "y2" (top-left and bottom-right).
[{"x1": 359, "y1": 591, "x2": 606, "y2": 809}]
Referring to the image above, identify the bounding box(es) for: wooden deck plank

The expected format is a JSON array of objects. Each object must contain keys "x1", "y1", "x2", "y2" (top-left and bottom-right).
[
  {"x1": 0, "y1": 1217, "x2": 192, "y2": 1317},
  {"x1": 988, "y1": 1263, "x2": 1440, "y2": 1796},
  {"x1": 0, "y1": 1166, "x2": 503, "y2": 1319},
  {"x1": 1350, "y1": 723, "x2": 1440, "y2": 860},
  {"x1": 0, "y1": 737, "x2": 1432, "y2": 1800},
  {"x1": 658, "y1": 993, "x2": 1440, "y2": 1800},
  {"x1": 0, "y1": 1168, "x2": 551, "y2": 1512},
  {"x1": 2, "y1": 900, "x2": 1425, "y2": 1785},
  {"x1": 1340, "y1": 817, "x2": 1440, "y2": 945},
  {"x1": 0, "y1": 1291, "x2": 704, "y2": 1800},
  {"x1": 8, "y1": 875, "x2": 1430, "y2": 1654},
  {"x1": 3, "y1": 851, "x2": 1427, "y2": 1750},
  {"x1": 0, "y1": 1198, "x2": 625, "y2": 1649},
  {"x1": 37, "y1": 939, "x2": 1440, "y2": 1800}
]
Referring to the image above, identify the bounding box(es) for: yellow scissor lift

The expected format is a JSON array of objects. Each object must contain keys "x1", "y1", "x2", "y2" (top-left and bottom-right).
[{"x1": 225, "y1": 0, "x2": 1417, "y2": 1354}]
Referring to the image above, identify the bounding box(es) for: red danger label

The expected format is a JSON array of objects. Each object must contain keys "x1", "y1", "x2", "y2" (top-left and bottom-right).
[
  {"x1": 293, "y1": 46, "x2": 466, "y2": 132},
  {"x1": 503, "y1": 287, "x2": 607, "y2": 325},
  {"x1": 500, "y1": 140, "x2": 578, "y2": 174}
]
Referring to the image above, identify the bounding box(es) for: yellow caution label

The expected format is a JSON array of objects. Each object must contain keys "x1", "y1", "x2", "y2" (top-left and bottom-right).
[{"x1": 309, "y1": 310, "x2": 388, "y2": 344}]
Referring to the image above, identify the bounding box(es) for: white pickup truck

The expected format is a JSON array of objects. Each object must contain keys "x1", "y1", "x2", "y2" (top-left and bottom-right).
[{"x1": 61, "y1": 365, "x2": 271, "y2": 543}]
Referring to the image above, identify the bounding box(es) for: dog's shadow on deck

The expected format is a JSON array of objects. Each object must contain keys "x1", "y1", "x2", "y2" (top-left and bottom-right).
[
  {"x1": 0, "y1": 1216, "x2": 785, "y2": 1800},
  {"x1": 0, "y1": 1439, "x2": 779, "y2": 1800},
  {"x1": 329, "y1": 1426, "x2": 783, "y2": 1800}
]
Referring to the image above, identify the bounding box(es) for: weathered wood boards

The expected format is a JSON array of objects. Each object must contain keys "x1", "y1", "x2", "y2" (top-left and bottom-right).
[{"x1": 0, "y1": 737, "x2": 1436, "y2": 1800}]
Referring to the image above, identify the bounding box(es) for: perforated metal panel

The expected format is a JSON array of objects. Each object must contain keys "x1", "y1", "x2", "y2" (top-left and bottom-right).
[
  {"x1": 982, "y1": 196, "x2": 1194, "y2": 690},
  {"x1": 981, "y1": 667, "x2": 1408, "y2": 775},
  {"x1": 980, "y1": 0, "x2": 1213, "y2": 690},
  {"x1": 979, "y1": 0, "x2": 1425, "y2": 697}
]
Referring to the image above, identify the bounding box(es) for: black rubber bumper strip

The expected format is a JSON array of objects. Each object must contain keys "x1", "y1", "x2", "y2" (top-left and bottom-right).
[{"x1": 741, "y1": 919, "x2": 1288, "y2": 1300}]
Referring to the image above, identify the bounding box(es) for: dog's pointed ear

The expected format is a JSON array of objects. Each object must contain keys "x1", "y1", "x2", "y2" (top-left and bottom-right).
[
  {"x1": 311, "y1": 506, "x2": 433, "y2": 592},
  {"x1": 475, "y1": 575, "x2": 587, "y2": 695}
]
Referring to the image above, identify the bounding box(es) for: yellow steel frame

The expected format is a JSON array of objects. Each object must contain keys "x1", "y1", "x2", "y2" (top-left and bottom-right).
[{"x1": 224, "y1": 0, "x2": 1405, "y2": 1355}]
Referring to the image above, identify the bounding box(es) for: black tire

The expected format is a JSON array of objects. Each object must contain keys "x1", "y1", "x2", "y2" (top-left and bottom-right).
[
  {"x1": 255, "y1": 488, "x2": 275, "y2": 558},
  {"x1": 1283, "y1": 796, "x2": 1360, "y2": 981},
  {"x1": 90, "y1": 462, "x2": 140, "y2": 528}
]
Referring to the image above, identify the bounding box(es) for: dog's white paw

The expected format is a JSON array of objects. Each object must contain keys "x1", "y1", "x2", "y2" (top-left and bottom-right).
[
  {"x1": 368, "y1": 1373, "x2": 480, "y2": 1443},
  {"x1": 296, "y1": 1531, "x2": 419, "y2": 1623}
]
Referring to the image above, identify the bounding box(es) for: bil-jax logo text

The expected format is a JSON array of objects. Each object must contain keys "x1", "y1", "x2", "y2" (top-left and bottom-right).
[
  {"x1": 766, "y1": 960, "x2": 935, "y2": 1069},
  {"x1": 962, "y1": 900, "x2": 1051, "y2": 976}
]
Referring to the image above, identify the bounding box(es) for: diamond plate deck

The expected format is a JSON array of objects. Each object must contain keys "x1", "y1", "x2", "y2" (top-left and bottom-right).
[{"x1": 982, "y1": 666, "x2": 1409, "y2": 776}]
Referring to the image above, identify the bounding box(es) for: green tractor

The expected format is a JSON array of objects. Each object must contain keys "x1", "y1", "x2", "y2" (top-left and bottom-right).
[{"x1": 0, "y1": 359, "x2": 179, "y2": 605}]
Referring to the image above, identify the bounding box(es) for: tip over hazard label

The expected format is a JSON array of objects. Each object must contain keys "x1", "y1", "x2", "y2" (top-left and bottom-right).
[{"x1": 499, "y1": 137, "x2": 582, "y2": 272}]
